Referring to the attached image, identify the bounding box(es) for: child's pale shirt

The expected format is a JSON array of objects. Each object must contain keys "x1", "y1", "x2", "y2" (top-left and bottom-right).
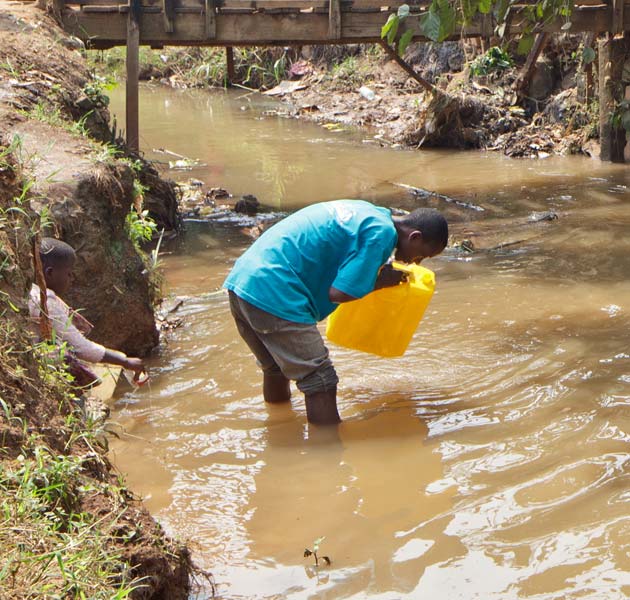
[
  {"x1": 224, "y1": 200, "x2": 397, "y2": 324},
  {"x1": 29, "y1": 284, "x2": 106, "y2": 363}
]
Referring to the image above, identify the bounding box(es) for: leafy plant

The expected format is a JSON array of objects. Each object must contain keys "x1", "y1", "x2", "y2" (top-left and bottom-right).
[
  {"x1": 469, "y1": 46, "x2": 513, "y2": 77},
  {"x1": 303, "y1": 536, "x2": 331, "y2": 567},
  {"x1": 126, "y1": 208, "x2": 157, "y2": 249},
  {"x1": 610, "y1": 99, "x2": 630, "y2": 132},
  {"x1": 381, "y1": 0, "x2": 573, "y2": 56},
  {"x1": 82, "y1": 74, "x2": 116, "y2": 108}
]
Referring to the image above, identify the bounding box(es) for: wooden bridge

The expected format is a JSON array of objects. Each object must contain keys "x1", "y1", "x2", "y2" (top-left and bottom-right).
[
  {"x1": 55, "y1": 0, "x2": 624, "y2": 49},
  {"x1": 51, "y1": 0, "x2": 630, "y2": 160}
]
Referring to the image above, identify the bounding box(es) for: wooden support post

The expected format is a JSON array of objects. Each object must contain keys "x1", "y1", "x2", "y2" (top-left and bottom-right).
[
  {"x1": 480, "y1": 14, "x2": 493, "y2": 43},
  {"x1": 328, "y1": 0, "x2": 341, "y2": 39},
  {"x1": 599, "y1": 36, "x2": 627, "y2": 162},
  {"x1": 52, "y1": 0, "x2": 64, "y2": 19},
  {"x1": 613, "y1": 0, "x2": 624, "y2": 35},
  {"x1": 205, "y1": 0, "x2": 216, "y2": 39},
  {"x1": 226, "y1": 46, "x2": 235, "y2": 86},
  {"x1": 162, "y1": 0, "x2": 175, "y2": 33},
  {"x1": 583, "y1": 32, "x2": 596, "y2": 103},
  {"x1": 126, "y1": 0, "x2": 140, "y2": 153}
]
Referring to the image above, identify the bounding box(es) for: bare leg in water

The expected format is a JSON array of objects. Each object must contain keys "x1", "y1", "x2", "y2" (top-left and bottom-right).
[
  {"x1": 305, "y1": 388, "x2": 340, "y2": 425},
  {"x1": 263, "y1": 371, "x2": 291, "y2": 403}
]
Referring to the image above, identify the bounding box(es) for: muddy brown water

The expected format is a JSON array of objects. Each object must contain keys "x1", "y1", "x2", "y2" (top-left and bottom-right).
[{"x1": 108, "y1": 85, "x2": 630, "y2": 599}]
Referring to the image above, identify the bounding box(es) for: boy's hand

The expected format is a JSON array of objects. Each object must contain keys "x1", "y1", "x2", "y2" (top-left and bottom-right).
[{"x1": 373, "y1": 263, "x2": 408, "y2": 290}]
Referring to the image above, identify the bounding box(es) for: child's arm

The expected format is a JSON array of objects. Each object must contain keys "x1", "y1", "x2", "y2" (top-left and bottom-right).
[
  {"x1": 46, "y1": 293, "x2": 145, "y2": 375},
  {"x1": 100, "y1": 350, "x2": 145, "y2": 376},
  {"x1": 45, "y1": 292, "x2": 107, "y2": 363}
]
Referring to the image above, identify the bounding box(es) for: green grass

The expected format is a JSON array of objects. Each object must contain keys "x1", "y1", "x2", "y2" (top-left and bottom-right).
[
  {"x1": 88, "y1": 45, "x2": 291, "y2": 89},
  {"x1": 0, "y1": 444, "x2": 146, "y2": 599}
]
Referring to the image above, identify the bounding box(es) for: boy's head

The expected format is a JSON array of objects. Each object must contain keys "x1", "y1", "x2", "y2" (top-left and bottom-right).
[
  {"x1": 394, "y1": 208, "x2": 448, "y2": 264},
  {"x1": 40, "y1": 237, "x2": 76, "y2": 295}
]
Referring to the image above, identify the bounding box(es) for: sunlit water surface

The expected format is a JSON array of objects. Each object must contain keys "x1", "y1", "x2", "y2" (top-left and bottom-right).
[{"x1": 107, "y1": 85, "x2": 630, "y2": 599}]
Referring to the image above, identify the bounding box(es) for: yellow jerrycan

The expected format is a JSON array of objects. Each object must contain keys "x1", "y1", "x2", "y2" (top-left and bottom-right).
[{"x1": 325, "y1": 261, "x2": 435, "y2": 358}]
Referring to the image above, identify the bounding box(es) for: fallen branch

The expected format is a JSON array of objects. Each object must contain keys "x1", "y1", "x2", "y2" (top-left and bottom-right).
[
  {"x1": 394, "y1": 182, "x2": 485, "y2": 212},
  {"x1": 379, "y1": 41, "x2": 434, "y2": 93}
]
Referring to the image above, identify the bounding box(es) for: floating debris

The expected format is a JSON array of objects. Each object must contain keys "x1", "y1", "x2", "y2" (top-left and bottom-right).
[
  {"x1": 527, "y1": 211, "x2": 558, "y2": 222},
  {"x1": 394, "y1": 182, "x2": 485, "y2": 212},
  {"x1": 322, "y1": 122, "x2": 347, "y2": 132},
  {"x1": 168, "y1": 158, "x2": 206, "y2": 170},
  {"x1": 153, "y1": 147, "x2": 207, "y2": 170}
]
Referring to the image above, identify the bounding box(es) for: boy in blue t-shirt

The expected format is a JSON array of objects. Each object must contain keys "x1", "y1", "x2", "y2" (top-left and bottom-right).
[{"x1": 224, "y1": 200, "x2": 448, "y2": 425}]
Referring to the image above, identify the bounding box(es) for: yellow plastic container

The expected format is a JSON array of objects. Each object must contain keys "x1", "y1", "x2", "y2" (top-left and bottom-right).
[{"x1": 325, "y1": 261, "x2": 435, "y2": 358}]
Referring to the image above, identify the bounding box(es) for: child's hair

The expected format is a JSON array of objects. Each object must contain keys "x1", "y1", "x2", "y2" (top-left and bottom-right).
[
  {"x1": 401, "y1": 208, "x2": 449, "y2": 248},
  {"x1": 40, "y1": 238, "x2": 76, "y2": 269}
]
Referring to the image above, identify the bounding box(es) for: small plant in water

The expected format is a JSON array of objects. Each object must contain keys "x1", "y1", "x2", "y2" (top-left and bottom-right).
[{"x1": 303, "y1": 536, "x2": 331, "y2": 567}]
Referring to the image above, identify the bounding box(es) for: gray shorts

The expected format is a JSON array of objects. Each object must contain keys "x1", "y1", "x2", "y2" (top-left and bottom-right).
[{"x1": 228, "y1": 291, "x2": 338, "y2": 395}]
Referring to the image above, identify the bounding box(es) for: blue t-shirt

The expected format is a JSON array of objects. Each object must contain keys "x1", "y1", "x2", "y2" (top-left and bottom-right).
[{"x1": 223, "y1": 200, "x2": 397, "y2": 324}]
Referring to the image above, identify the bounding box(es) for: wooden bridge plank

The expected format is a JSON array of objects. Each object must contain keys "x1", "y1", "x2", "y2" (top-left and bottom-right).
[
  {"x1": 329, "y1": 0, "x2": 341, "y2": 37},
  {"x1": 163, "y1": 0, "x2": 175, "y2": 31},
  {"x1": 63, "y1": 4, "x2": 613, "y2": 47},
  {"x1": 613, "y1": 0, "x2": 624, "y2": 32},
  {"x1": 217, "y1": 0, "x2": 325, "y2": 6},
  {"x1": 70, "y1": 0, "x2": 124, "y2": 6},
  {"x1": 205, "y1": 0, "x2": 216, "y2": 36}
]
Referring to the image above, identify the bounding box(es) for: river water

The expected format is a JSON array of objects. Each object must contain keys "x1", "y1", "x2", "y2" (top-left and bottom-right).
[{"x1": 108, "y1": 85, "x2": 630, "y2": 599}]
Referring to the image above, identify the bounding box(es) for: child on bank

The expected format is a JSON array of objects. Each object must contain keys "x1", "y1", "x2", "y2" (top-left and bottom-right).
[
  {"x1": 29, "y1": 237, "x2": 146, "y2": 389},
  {"x1": 224, "y1": 200, "x2": 448, "y2": 425}
]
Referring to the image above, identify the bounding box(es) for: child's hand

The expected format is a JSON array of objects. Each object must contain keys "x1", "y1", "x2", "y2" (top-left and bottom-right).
[
  {"x1": 374, "y1": 263, "x2": 408, "y2": 290},
  {"x1": 123, "y1": 357, "x2": 145, "y2": 376}
]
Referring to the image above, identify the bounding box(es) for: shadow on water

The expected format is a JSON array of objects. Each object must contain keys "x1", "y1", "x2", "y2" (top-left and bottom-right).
[{"x1": 107, "y1": 85, "x2": 630, "y2": 599}]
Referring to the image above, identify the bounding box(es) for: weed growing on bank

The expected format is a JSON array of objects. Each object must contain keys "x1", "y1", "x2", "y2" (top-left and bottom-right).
[{"x1": 88, "y1": 45, "x2": 293, "y2": 89}]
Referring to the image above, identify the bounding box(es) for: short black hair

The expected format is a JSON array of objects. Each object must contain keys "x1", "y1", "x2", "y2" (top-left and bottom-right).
[
  {"x1": 400, "y1": 208, "x2": 448, "y2": 249},
  {"x1": 40, "y1": 237, "x2": 76, "y2": 268}
]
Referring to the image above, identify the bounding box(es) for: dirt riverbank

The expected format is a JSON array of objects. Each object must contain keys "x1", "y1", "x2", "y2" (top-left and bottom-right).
[
  {"x1": 266, "y1": 40, "x2": 600, "y2": 159},
  {"x1": 99, "y1": 37, "x2": 601, "y2": 160},
  {"x1": 0, "y1": 1, "x2": 195, "y2": 597}
]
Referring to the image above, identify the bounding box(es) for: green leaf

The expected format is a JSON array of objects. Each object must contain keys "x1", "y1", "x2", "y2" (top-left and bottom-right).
[
  {"x1": 387, "y1": 16, "x2": 400, "y2": 44},
  {"x1": 381, "y1": 14, "x2": 398, "y2": 39},
  {"x1": 436, "y1": 0, "x2": 456, "y2": 41},
  {"x1": 517, "y1": 33, "x2": 535, "y2": 55},
  {"x1": 478, "y1": 0, "x2": 492, "y2": 14},
  {"x1": 494, "y1": 0, "x2": 511, "y2": 22},
  {"x1": 582, "y1": 46, "x2": 596, "y2": 65},
  {"x1": 420, "y1": 11, "x2": 441, "y2": 42},
  {"x1": 397, "y1": 3, "x2": 410, "y2": 18},
  {"x1": 398, "y1": 29, "x2": 414, "y2": 56},
  {"x1": 495, "y1": 22, "x2": 507, "y2": 37}
]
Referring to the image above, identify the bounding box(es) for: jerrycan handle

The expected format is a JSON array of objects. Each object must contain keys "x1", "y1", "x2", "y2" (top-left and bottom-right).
[
  {"x1": 391, "y1": 260, "x2": 435, "y2": 287},
  {"x1": 391, "y1": 260, "x2": 416, "y2": 282}
]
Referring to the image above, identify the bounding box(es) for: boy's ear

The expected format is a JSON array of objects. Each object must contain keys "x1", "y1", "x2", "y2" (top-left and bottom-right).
[
  {"x1": 44, "y1": 266, "x2": 54, "y2": 277},
  {"x1": 409, "y1": 230, "x2": 423, "y2": 242}
]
